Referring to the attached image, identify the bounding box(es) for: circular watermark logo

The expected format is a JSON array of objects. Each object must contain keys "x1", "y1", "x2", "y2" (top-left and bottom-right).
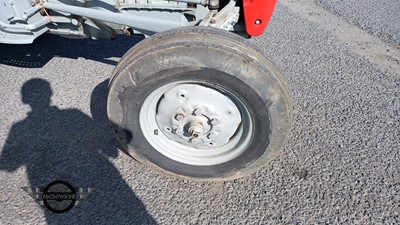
[{"x1": 42, "y1": 180, "x2": 76, "y2": 213}]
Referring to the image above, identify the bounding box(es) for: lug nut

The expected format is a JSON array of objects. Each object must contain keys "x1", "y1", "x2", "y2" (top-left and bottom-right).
[
  {"x1": 211, "y1": 118, "x2": 219, "y2": 126},
  {"x1": 194, "y1": 107, "x2": 204, "y2": 116},
  {"x1": 175, "y1": 129, "x2": 183, "y2": 136},
  {"x1": 190, "y1": 138, "x2": 200, "y2": 144},
  {"x1": 174, "y1": 113, "x2": 184, "y2": 121}
]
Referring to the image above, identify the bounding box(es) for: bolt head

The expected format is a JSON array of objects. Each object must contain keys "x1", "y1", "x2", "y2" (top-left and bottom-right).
[
  {"x1": 194, "y1": 107, "x2": 204, "y2": 116},
  {"x1": 189, "y1": 126, "x2": 203, "y2": 138},
  {"x1": 71, "y1": 19, "x2": 79, "y2": 26},
  {"x1": 211, "y1": 118, "x2": 219, "y2": 126},
  {"x1": 255, "y1": 19, "x2": 262, "y2": 25},
  {"x1": 175, "y1": 129, "x2": 183, "y2": 136},
  {"x1": 174, "y1": 113, "x2": 184, "y2": 121},
  {"x1": 190, "y1": 138, "x2": 200, "y2": 144}
]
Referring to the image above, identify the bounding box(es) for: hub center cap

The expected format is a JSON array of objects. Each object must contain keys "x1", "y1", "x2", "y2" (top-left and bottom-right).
[{"x1": 155, "y1": 84, "x2": 241, "y2": 149}]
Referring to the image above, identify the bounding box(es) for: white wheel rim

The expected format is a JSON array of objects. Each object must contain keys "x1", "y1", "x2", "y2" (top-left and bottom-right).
[{"x1": 140, "y1": 81, "x2": 253, "y2": 166}]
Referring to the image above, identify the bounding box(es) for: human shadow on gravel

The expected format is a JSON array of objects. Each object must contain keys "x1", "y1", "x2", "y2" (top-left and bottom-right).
[
  {"x1": 0, "y1": 78, "x2": 157, "y2": 225},
  {"x1": 0, "y1": 34, "x2": 143, "y2": 68}
]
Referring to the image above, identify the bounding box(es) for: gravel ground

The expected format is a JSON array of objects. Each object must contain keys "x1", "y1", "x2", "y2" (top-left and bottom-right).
[
  {"x1": 0, "y1": 2, "x2": 399, "y2": 225},
  {"x1": 319, "y1": 0, "x2": 400, "y2": 49}
]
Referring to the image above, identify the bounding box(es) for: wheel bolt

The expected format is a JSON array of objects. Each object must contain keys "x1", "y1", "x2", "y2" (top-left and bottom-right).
[
  {"x1": 211, "y1": 118, "x2": 219, "y2": 126},
  {"x1": 175, "y1": 129, "x2": 183, "y2": 136},
  {"x1": 174, "y1": 113, "x2": 184, "y2": 121},
  {"x1": 190, "y1": 138, "x2": 200, "y2": 144},
  {"x1": 194, "y1": 107, "x2": 204, "y2": 116}
]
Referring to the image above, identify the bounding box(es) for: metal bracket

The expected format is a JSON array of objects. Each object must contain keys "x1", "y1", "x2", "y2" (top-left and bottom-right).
[
  {"x1": 198, "y1": 10, "x2": 217, "y2": 26},
  {"x1": 199, "y1": 0, "x2": 239, "y2": 31}
]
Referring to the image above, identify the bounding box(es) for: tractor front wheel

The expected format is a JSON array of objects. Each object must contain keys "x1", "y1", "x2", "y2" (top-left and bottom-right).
[{"x1": 107, "y1": 27, "x2": 291, "y2": 180}]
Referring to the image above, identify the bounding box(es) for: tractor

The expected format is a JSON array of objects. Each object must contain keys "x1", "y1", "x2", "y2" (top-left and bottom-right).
[{"x1": 0, "y1": 0, "x2": 291, "y2": 180}]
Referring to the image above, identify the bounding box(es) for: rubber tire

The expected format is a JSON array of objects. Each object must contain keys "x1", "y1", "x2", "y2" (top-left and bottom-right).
[{"x1": 108, "y1": 27, "x2": 291, "y2": 181}]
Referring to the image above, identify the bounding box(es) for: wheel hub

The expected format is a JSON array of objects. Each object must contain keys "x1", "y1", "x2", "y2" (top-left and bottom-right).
[{"x1": 155, "y1": 84, "x2": 241, "y2": 149}]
